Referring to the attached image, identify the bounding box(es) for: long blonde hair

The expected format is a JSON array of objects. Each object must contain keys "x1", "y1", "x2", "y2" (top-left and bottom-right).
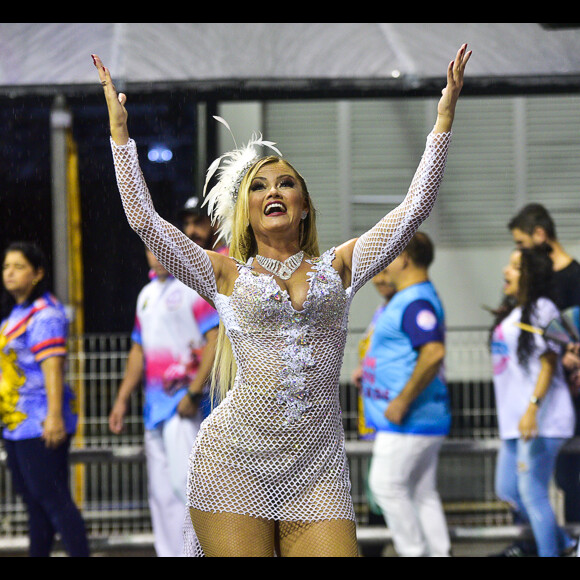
[{"x1": 210, "y1": 156, "x2": 319, "y2": 404}]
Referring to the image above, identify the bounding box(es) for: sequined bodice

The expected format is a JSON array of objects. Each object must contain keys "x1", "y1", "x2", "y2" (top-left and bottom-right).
[
  {"x1": 219, "y1": 250, "x2": 349, "y2": 424},
  {"x1": 230, "y1": 252, "x2": 347, "y2": 333}
]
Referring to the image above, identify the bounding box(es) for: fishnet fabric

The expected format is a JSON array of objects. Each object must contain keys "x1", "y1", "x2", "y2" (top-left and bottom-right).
[
  {"x1": 110, "y1": 130, "x2": 451, "y2": 557},
  {"x1": 351, "y1": 130, "x2": 452, "y2": 293}
]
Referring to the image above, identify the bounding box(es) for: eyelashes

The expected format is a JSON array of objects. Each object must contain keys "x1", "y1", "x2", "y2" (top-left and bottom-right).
[{"x1": 250, "y1": 177, "x2": 296, "y2": 192}]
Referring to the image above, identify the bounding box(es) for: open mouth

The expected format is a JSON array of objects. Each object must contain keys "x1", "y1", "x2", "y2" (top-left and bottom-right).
[{"x1": 264, "y1": 202, "x2": 287, "y2": 216}]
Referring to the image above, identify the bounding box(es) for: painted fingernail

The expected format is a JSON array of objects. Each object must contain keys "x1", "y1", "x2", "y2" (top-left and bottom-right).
[{"x1": 91, "y1": 54, "x2": 96, "y2": 65}]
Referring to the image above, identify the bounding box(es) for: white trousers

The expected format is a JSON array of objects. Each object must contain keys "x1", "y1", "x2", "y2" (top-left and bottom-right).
[
  {"x1": 368, "y1": 431, "x2": 450, "y2": 557},
  {"x1": 144, "y1": 413, "x2": 200, "y2": 557}
]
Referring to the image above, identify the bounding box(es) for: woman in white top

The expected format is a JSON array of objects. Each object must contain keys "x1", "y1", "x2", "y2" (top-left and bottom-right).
[
  {"x1": 490, "y1": 243, "x2": 576, "y2": 557},
  {"x1": 92, "y1": 45, "x2": 471, "y2": 557}
]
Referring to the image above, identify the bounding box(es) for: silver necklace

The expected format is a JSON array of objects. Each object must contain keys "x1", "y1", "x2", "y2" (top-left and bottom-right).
[{"x1": 256, "y1": 250, "x2": 304, "y2": 280}]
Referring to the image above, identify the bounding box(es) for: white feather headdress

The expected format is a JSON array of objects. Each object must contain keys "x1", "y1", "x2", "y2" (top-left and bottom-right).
[{"x1": 202, "y1": 116, "x2": 282, "y2": 246}]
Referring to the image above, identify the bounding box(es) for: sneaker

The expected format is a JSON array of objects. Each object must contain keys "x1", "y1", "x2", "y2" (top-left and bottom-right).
[{"x1": 488, "y1": 542, "x2": 537, "y2": 557}]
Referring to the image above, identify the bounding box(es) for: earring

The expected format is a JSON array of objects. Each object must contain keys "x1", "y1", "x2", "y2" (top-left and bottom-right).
[{"x1": 301, "y1": 211, "x2": 308, "y2": 221}]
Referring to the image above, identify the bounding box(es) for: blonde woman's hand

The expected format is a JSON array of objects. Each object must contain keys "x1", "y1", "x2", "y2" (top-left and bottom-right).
[
  {"x1": 92, "y1": 54, "x2": 129, "y2": 145},
  {"x1": 435, "y1": 43, "x2": 472, "y2": 132}
]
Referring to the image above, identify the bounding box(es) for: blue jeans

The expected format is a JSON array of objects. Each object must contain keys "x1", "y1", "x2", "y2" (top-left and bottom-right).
[
  {"x1": 495, "y1": 437, "x2": 573, "y2": 557},
  {"x1": 4, "y1": 437, "x2": 90, "y2": 557}
]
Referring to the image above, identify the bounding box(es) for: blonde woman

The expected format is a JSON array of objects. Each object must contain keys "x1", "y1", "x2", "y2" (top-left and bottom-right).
[{"x1": 93, "y1": 44, "x2": 470, "y2": 557}]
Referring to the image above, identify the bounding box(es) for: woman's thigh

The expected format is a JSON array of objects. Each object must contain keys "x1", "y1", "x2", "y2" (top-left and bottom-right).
[
  {"x1": 190, "y1": 509, "x2": 359, "y2": 557},
  {"x1": 278, "y1": 519, "x2": 359, "y2": 557},
  {"x1": 189, "y1": 508, "x2": 276, "y2": 557}
]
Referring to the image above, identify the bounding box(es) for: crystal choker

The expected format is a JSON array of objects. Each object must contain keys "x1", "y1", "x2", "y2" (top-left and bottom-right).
[{"x1": 255, "y1": 251, "x2": 304, "y2": 280}]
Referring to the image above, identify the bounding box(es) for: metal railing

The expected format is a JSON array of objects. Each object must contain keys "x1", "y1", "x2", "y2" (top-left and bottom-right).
[{"x1": 0, "y1": 328, "x2": 576, "y2": 553}]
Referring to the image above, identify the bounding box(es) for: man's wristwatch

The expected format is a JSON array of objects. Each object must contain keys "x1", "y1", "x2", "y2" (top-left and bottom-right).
[
  {"x1": 530, "y1": 395, "x2": 541, "y2": 406},
  {"x1": 187, "y1": 391, "x2": 203, "y2": 404}
]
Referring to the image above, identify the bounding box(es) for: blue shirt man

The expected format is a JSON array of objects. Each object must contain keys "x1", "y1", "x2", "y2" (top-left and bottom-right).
[
  {"x1": 362, "y1": 231, "x2": 451, "y2": 557},
  {"x1": 361, "y1": 280, "x2": 450, "y2": 435}
]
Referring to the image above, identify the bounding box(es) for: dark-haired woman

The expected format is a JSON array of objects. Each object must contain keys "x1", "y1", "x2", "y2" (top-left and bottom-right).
[
  {"x1": 0, "y1": 242, "x2": 89, "y2": 557},
  {"x1": 490, "y1": 244, "x2": 576, "y2": 557}
]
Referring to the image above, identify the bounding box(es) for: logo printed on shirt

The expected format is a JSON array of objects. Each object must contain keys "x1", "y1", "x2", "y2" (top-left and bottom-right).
[
  {"x1": 491, "y1": 324, "x2": 509, "y2": 375},
  {"x1": 416, "y1": 309, "x2": 437, "y2": 331}
]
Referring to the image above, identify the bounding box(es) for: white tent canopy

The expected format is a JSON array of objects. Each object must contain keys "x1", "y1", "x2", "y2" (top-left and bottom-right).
[{"x1": 2, "y1": 23, "x2": 580, "y2": 96}]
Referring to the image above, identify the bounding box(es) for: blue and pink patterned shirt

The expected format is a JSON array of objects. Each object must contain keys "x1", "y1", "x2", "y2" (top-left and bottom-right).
[{"x1": 133, "y1": 270, "x2": 221, "y2": 430}]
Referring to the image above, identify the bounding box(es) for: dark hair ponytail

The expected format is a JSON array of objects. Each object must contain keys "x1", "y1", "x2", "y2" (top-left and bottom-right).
[
  {"x1": 489, "y1": 243, "x2": 554, "y2": 370},
  {"x1": 516, "y1": 242, "x2": 553, "y2": 369}
]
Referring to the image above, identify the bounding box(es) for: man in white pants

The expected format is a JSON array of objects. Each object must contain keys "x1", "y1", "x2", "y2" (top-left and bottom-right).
[
  {"x1": 109, "y1": 197, "x2": 225, "y2": 556},
  {"x1": 360, "y1": 232, "x2": 451, "y2": 557}
]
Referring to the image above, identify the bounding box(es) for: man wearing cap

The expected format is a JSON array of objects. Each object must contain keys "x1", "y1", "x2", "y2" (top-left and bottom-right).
[
  {"x1": 109, "y1": 196, "x2": 227, "y2": 557},
  {"x1": 176, "y1": 196, "x2": 228, "y2": 419},
  {"x1": 177, "y1": 196, "x2": 223, "y2": 253}
]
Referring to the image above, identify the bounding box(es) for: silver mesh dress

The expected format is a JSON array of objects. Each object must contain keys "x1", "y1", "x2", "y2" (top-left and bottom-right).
[{"x1": 110, "y1": 129, "x2": 452, "y2": 556}]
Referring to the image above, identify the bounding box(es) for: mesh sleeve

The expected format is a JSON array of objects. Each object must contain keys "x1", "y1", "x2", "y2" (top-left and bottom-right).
[
  {"x1": 350, "y1": 130, "x2": 452, "y2": 294},
  {"x1": 110, "y1": 138, "x2": 217, "y2": 302}
]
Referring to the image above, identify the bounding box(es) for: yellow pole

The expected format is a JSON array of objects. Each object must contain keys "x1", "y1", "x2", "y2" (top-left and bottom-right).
[{"x1": 66, "y1": 130, "x2": 85, "y2": 508}]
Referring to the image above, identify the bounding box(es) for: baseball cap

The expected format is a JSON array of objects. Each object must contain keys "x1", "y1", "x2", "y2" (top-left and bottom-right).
[{"x1": 178, "y1": 196, "x2": 206, "y2": 219}]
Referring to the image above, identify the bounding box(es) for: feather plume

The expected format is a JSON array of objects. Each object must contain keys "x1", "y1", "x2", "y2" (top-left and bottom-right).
[{"x1": 202, "y1": 116, "x2": 282, "y2": 246}]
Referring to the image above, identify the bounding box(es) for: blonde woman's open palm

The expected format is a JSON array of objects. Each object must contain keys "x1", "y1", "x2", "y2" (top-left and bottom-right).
[{"x1": 92, "y1": 54, "x2": 129, "y2": 144}]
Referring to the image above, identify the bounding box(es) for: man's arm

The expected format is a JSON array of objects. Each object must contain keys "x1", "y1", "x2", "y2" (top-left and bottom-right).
[
  {"x1": 384, "y1": 341, "x2": 445, "y2": 425},
  {"x1": 177, "y1": 327, "x2": 219, "y2": 417},
  {"x1": 109, "y1": 342, "x2": 144, "y2": 434}
]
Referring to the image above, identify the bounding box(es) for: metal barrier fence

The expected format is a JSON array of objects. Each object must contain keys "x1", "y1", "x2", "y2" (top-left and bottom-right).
[{"x1": 0, "y1": 329, "x2": 575, "y2": 551}]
